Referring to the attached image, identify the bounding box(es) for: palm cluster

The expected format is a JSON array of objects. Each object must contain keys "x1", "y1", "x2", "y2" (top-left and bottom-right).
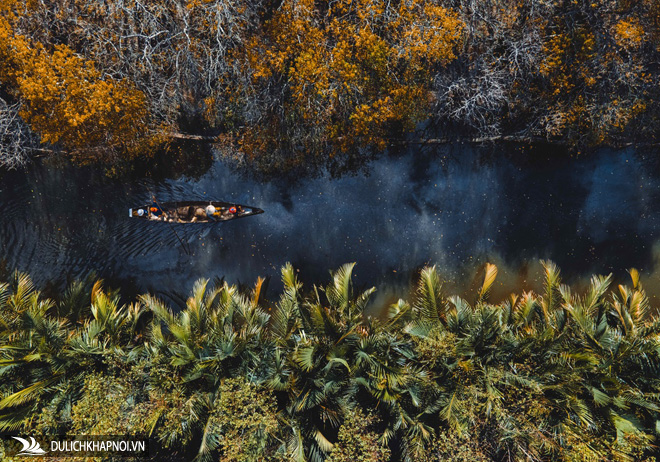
[{"x1": 0, "y1": 262, "x2": 659, "y2": 461}]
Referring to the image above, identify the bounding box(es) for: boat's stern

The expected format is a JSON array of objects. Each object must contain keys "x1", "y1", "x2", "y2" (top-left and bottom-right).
[{"x1": 129, "y1": 207, "x2": 148, "y2": 218}]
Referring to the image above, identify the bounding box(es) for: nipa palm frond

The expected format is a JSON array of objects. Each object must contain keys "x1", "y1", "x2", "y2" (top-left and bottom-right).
[{"x1": 476, "y1": 263, "x2": 498, "y2": 305}]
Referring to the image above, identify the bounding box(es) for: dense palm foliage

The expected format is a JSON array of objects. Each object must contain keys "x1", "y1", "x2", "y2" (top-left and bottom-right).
[{"x1": 0, "y1": 262, "x2": 659, "y2": 461}]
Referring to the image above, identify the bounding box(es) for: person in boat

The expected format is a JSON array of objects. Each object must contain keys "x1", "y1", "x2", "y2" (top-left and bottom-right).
[
  {"x1": 149, "y1": 197, "x2": 167, "y2": 220},
  {"x1": 191, "y1": 205, "x2": 215, "y2": 222},
  {"x1": 219, "y1": 206, "x2": 235, "y2": 219},
  {"x1": 206, "y1": 204, "x2": 218, "y2": 220}
]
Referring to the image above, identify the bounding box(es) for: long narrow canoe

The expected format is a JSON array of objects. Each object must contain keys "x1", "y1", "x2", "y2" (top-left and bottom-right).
[{"x1": 129, "y1": 201, "x2": 264, "y2": 223}]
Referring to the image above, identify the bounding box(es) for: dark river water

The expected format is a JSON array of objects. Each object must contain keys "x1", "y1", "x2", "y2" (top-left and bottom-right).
[{"x1": 2, "y1": 145, "x2": 660, "y2": 305}]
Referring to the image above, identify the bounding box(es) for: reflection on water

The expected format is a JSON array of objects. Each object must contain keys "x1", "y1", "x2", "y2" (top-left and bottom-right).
[{"x1": 2, "y1": 145, "x2": 660, "y2": 304}]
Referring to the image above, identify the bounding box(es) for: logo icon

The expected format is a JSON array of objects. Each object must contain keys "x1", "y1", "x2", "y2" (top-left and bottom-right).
[{"x1": 12, "y1": 436, "x2": 47, "y2": 456}]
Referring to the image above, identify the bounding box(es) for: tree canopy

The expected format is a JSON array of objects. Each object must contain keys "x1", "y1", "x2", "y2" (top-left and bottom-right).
[
  {"x1": 0, "y1": 262, "x2": 659, "y2": 461},
  {"x1": 1, "y1": 0, "x2": 659, "y2": 172}
]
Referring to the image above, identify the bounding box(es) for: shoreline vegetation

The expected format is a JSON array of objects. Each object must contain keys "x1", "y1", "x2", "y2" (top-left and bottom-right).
[
  {"x1": 1, "y1": 0, "x2": 660, "y2": 175},
  {"x1": 0, "y1": 262, "x2": 659, "y2": 461}
]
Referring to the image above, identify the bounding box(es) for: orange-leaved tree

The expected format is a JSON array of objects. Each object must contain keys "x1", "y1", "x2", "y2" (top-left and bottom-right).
[
  {"x1": 0, "y1": 1, "x2": 154, "y2": 163},
  {"x1": 528, "y1": 1, "x2": 652, "y2": 145},
  {"x1": 224, "y1": 0, "x2": 464, "y2": 174}
]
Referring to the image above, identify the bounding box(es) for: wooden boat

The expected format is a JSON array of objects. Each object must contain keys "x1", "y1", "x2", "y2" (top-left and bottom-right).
[{"x1": 129, "y1": 201, "x2": 264, "y2": 223}]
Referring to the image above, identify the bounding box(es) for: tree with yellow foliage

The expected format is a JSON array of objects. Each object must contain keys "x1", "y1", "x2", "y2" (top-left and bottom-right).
[
  {"x1": 2, "y1": 0, "x2": 660, "y2": 172},
  {"x1": 435, "y1": 0, "x2": 659, "y2": 149},
  {"x1": 221, "y1": 0, "x2": 464, "y2": 174},
  {"x1": 0, "y1": 0, "x2": 265, "y2": 166},
  {"x1": 0, "y1": 3, "x2": 154, "y2": 162}
]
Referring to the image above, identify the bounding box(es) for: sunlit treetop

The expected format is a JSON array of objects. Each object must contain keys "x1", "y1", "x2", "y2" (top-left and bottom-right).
[
  {"x1": 227, "y1": 0, "x2": 464, "y2": 171},
  {"x1": 613, "y1": 18, "x2": 645, "y2": 50},
  {"x1": 0, "y1": 0, "x2": 158, "y2": 162}
]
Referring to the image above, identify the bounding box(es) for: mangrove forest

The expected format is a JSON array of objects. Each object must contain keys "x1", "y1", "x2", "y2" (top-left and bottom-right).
[{"x1": 1, "y1": 0, "x2": 660, "y2": 174}]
